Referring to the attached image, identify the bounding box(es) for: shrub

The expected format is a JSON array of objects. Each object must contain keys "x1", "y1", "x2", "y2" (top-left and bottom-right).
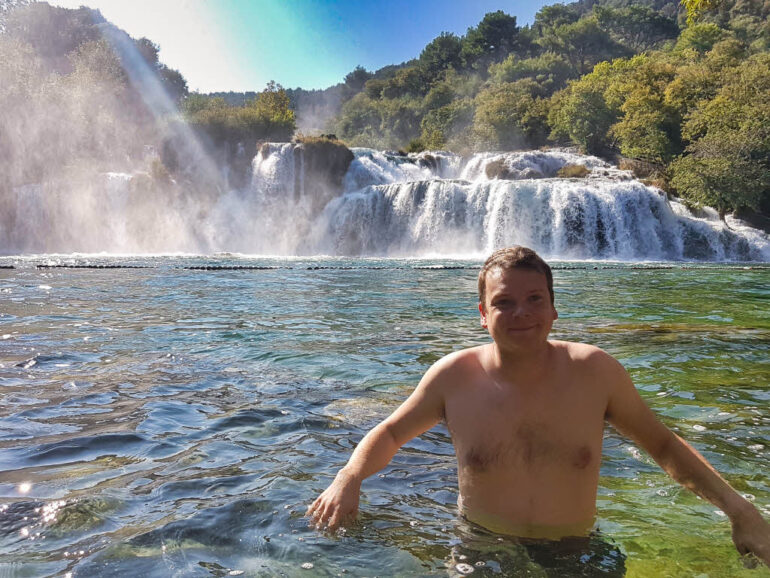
[{"x1": 557, "y1": 164, "x2": 590, "y2": 178}]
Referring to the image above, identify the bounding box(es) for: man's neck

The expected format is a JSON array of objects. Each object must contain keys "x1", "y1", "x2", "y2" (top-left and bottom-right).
[{"x1": 487, "y1": 340, "x2": 553, "y2": 385}]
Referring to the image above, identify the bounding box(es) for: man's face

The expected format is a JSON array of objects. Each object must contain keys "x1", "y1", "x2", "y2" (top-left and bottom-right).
[{"x1": 479, "y1": 267, "x2": 558, "y2": 351}]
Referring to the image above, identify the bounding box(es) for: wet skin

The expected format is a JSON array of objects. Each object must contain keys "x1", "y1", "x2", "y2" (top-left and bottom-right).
[
  {"x1": 446, "y1": 342, "x2": 606, "y2": 536},
  {"x1": 308, "y1": 267, "x2": 770, "y2": 564},
  {"x1": 447, "y1": 268, "x2": 604, "y2": 535}
]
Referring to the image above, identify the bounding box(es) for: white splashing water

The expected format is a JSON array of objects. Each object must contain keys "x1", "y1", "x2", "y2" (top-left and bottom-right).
[
  {"x1": 303, "y1": 149, "x2": 768, "y2": 260},
  {"x1": 3, "y1": 146, "x2": 768, "y2": 260}
]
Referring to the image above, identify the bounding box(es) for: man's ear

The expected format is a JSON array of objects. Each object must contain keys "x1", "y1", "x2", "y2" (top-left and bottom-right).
[
  {"x1": 479, "y1": 302, "x2": 488, "y2": 328},
  {"x1": 553, "y1": 307, "x2": 558, "y2": 321}
]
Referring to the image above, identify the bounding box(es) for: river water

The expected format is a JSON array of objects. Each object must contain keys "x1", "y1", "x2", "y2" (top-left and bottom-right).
[{"x1": 0, "y1": 256, "x2": 768, "y2": 577}]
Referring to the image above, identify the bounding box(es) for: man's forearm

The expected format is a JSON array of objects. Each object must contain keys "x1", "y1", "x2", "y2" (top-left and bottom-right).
[
  {"x1": 644, "y1": 429, "x2": 770, "y2": 566},
  {"x1": 338, "y1": 422, "x2": 402, "y2": 483},
  {"x1": 654, "y1": 432, "x2": 753, "y2": 519}
]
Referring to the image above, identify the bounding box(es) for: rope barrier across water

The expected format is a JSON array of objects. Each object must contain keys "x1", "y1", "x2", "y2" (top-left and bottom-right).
[
  {"x1": 0, "y1": 263, "x2": 761, "y2": 271},
  {"x1": 34, "y1": 264, "x2": 150, "y2": 269}
]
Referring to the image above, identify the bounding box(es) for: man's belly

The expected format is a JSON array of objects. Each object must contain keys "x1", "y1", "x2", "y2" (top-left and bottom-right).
[
  {"x1": 456, "y1": 468, "x2": 600, "y2": 539},
  {"x1": 459, "y1": 506, "x2": 596, "y2": 540}
]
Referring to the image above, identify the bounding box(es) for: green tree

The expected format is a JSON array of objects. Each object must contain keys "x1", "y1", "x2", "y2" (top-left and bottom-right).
[
  {"x1": 548, "y1": 61, "x2": 620, "y2": 154},
  {"x1": 461, "y1": 11, "x2": 520, "y2": 69},
  {"x1": 423, "y1": 82, "x2": 455, "y2": 112},
  {"x1": 474, "y1": 79, "x2": 549, "y2": 150},
  {"x1": 3, "y1": 2, "x2": 103, "y2": 64},
  {"x1": 594, "y1": 5, "x2": 680, "y2": 52},
  {"x1": 158, "y1": 65, "x2": 188, "y2": 102},
  {"x1": 663, "y1": 38, "x2": 746, "y2": 117},
  {"x1": 363, "y1": 78, "x2": 386, "y2": 99},
  {"x1": 611, "y1": 88, "x2": 681, "y2": 162},
  {"x1": 674, "y1": 22, "x2": 726, "y2": 53},
  {"x1": 538, "y1": 17, "x2": 626, "y2": 75},
  {"x1": 533, "y1": 4, "x2": 581, "y2": 37},
  {"x1": 489, "y1": 52, "x2": 574, "y2": 93},
  {"x1": 670, "y1": 53, "x2": 770, "y2": 215},
  {"x1": 549, "y1": 54, "x2": 683, "y2": 160},
  {"x1": 132, "y1": 37, "x2": 188, "y2": 102},
  {"x1": 419, "y1": 32, "x2": 462, "y2": 82},
  {"x1": 344, "y1": 65, "x2": 372, "y2": 92},
  {"x1": 420, "y1": 99, "x2": 474, "y2": 150},
  {"x1": 681, "y1": 0, "x2": 721, "y2": 24},
  {"x1": 183, "y1": 82, "x2": 295, "y2": 147},
  {"x1": 181, "y1": 93, "x2": 218, "y2": 115},
  {"x1": 604, "y1": 55, "x2": 681, "y2": 162},
  {"x1": 70, "y1": 38, "x2": 127, "y2": 86},
  {"x1": 441, "y1": 67, "x2": 485, "y2": 99},
  {"x1": 244, "y1": 81, "x2": 295, "y2": 140},
  {"x1": 336, "y1": 92, "x2": 383, "y2": 146},
  {"x1": 135, "y1": 37, "x2": 160, "y2": 65},
  {"x1": 381, "y1": 66, "x2": 426, "y2": 99},
  {"x1": 381, "y1": 97, "x2": 422, "y2": 146}
]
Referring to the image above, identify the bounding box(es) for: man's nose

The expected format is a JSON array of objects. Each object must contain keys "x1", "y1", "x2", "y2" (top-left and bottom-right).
[{"x1": 511, "y1": 303, "x2": 530, "y2": 317}]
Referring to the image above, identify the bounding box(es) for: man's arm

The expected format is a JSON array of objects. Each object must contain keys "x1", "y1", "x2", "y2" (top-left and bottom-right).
[
  {"x1": 307, "y1": 357, "x2": 449, "y2": 531},
  {"x1": 601, "y1": 350, "x2": 770, "y2": 566}
]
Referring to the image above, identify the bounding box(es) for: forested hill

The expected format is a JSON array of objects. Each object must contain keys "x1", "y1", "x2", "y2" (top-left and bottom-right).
[
  {"x1": 202, "y1": 0, "x2": 769, "y2": 220},
  {"x1": 1, "y1": 0, "x2": 768, "y2": 223}
]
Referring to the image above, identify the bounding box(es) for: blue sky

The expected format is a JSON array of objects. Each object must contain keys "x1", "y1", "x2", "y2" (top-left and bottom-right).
[{"x1": 51, "y1": 0, "x2": 554, "y2": 93}]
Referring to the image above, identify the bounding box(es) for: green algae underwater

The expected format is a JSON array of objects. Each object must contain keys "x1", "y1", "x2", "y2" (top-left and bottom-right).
[{"x1": 0, "y1": 257, "x2": 768, "y2": 577}]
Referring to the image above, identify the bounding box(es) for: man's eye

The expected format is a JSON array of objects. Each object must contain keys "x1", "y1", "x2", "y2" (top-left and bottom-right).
[{"x1": 529, "y1": 295, "x2": 543, "y2": 302}]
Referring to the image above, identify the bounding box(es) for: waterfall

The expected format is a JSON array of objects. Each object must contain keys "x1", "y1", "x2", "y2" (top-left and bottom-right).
[
  {"x1": 301, "y1": 148, "x2": 767, "y2": 260},
  {"x1": 2, "y1": 145, "x2": 768, "y2": 260},
  {"x1": 308, "y1": 178, "x2": 758, "y2": 260}
]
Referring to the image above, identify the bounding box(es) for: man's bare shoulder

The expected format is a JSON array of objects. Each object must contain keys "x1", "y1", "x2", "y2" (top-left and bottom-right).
[
  {"x1": 549, "y1": 340, "x2": 626, "y2": 375},
  {"x1": 431, "y1": 345, "x2": 488, "y2": 373},
  {"x1": 421, "y1": 345, "x2": 487, "y2": 387}
]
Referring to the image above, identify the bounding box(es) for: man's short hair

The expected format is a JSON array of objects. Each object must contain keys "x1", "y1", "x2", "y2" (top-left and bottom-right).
[{"x1": 478, "y1": 246, "x2": 554, "y2": 305}]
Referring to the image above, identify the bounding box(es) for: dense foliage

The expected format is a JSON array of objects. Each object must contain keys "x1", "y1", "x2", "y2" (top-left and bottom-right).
[
  {"x1": 0, "y1": 0, "x2": 194, "y2": 202},
  {"x1": 0, "y1": 0, "x2": 294, "y2": 193},
  {"x1": 1, "y1": 0, "x2": 768, "y2": 219},
  {"x1": 317, "y1": 0, "x2": 769, "y2": 217},
  {"x1": 181, "y1": 81, "x2": 295, "y2": 150}
]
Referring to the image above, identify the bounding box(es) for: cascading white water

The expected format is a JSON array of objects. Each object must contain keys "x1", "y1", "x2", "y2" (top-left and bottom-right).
[
  {"x1": 2, "y1": 145, "x2": 768, "y2": 260},
  {"x1": 308, "y1": 178, "x2": 744, "y2": 259},
  {"x1": 301, "y1": 148, "x2": 768, "y2": 260},
  {"x1": 6, "y1": 174, "x2": 134, "y2": 253}
]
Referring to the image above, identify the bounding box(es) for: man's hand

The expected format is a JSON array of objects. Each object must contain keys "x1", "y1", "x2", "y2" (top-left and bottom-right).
[
  {"x1": 730, "y1": 503, "x2": 770, "y2": 567},
  {"x1": 307, "y1": 469, "x2": 361, "y2": 532}
]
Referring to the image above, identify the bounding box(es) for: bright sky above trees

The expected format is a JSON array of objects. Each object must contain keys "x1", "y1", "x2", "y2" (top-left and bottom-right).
[{"x1": 50, "y1": 0, "x2": 553, "y2": 93}]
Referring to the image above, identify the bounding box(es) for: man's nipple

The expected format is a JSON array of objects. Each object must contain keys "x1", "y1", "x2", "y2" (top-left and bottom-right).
[{"x1": 572, "y1": 445, "x2": 592, "y2": 469}]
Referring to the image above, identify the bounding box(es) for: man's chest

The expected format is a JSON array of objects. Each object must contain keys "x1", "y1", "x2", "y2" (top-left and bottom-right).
[{"x1": 444, "y1": 381, "x2": 607, "y2": 474}]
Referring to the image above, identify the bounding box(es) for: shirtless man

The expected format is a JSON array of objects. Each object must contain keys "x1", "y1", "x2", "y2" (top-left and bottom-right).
[{"x1": 307, "y1": 246, "x2": 770, "y2": 566}]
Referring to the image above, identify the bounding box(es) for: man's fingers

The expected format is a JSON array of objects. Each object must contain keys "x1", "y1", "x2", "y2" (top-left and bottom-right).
[
  {"x1": 740, "y1": 553, "x2": 759, "y2": 570},
  {"x1": 306, "y1": 495, "x2": 322, "y2": 516},
  {"x1": 327, "y1": 510, "x2": 341, "y2": 532},
  {"x1": 341, "y1": 506, "x2": 357, "y2": 526},
  {"x1": 307, "y1": 497, "x2": 329, "y2": 526},
  {"x1": 314, "y1": 503, "x2": 329, "y2": 525},
  {"x1": 757, "y1": 545, "x2": 770, "y2": 568},
  {"x1": 734, "y1": 538, "x2": 770, "y2": 569}
]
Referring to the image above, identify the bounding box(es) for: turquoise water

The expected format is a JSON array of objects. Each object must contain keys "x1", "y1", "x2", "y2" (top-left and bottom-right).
[{"x1": 0, "y1": 257, "x2": 768, "y2": 577}]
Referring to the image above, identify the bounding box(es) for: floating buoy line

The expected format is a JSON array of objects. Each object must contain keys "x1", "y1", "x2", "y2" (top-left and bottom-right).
[{"x1": 0, "y1": 263, "x2": 766, "y2": 271}]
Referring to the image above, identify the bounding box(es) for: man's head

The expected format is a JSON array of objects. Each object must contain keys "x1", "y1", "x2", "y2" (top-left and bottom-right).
[{"x1": 478, "y1": 246, "x2": 554, "y2": 308}]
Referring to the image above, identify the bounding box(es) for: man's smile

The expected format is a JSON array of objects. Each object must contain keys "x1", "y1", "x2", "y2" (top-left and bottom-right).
[{"x1": 506, "y1": 325, "x2": 537, "y2": 332}]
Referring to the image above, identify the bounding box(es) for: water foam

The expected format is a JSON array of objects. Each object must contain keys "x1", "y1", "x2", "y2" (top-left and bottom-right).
[{"x1": 3, "y1": 146, "x2": 768, "y2": 260}]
